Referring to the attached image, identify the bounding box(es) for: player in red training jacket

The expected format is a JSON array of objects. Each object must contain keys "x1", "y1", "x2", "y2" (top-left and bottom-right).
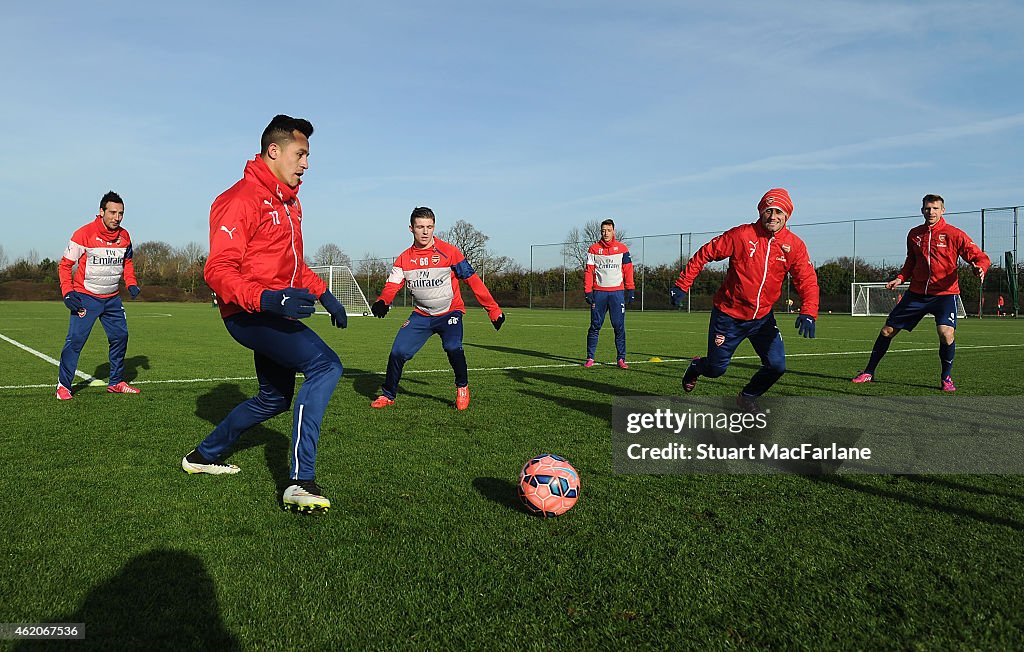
[
  {"x1": 852, "y1": 194, "x2": 990, "y2": 392},
  {"x1": 583, "y1": 218, "x2": 635, "y2": 369},
  {"x1": 181, "y1": 115, "x2": 348, "y2": 514},
  {"x1": 671, "y1": 188, "x2": 820, "y2": 413},
  {"x1": 55, "y1": 191, "x2": 142, "y2": 400},
  {"x1": 369, "y1": 207, "x2": 505, "y2": 411}
]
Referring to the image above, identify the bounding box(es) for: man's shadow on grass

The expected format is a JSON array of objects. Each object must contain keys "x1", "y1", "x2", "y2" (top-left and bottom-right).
[
  {"x1": 71, "y1": 355, "x2": 151, "y2": 391},
  {"x1": 726, "y1": 360, "x2": 940, "y2": 391},
  {"x1": 902, "y1": 475, "x2": 1024, "y2": 502},
  {"x1": 347, "y1": 365, "x2": 456, "y2": 407},
  {"x1": 194, "y1": 383, "x2": 289, "y2": 489},
  {"x1": 14, "y1": 549, "x2": 239, "y2": 651},
  {"x1": 464, "y1": 342, "x2": 580, "y2": 364},
  {"x1": 504, "y1": 368, "x2": 663, "y2": 420},
  {"x1": 345, "y1": 366, "x2": 383, "y2": 401},
  {"x1": 810, "y1": 475, "x2": 1024, "y2": 531},
  {"x1": 92, "y1": 355, "x2": 150, "y2": 383}
]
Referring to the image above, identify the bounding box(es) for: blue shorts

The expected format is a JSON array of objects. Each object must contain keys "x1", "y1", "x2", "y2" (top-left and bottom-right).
[{"x1": 886, "y1": 291, "x2": 958, "y2": 331}]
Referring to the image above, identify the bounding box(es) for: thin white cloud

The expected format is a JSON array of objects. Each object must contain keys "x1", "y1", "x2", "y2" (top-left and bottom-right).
[{"x1": 554, "y1": 113, "x2": 1024, "y2": 208}]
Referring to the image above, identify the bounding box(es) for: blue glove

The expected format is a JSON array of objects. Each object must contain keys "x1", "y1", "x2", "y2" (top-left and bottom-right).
[
  {"x1": 795, "y1": 314, "x2": 816, "y2": 338},
  {"x1": 63, "y1": 291, "x2": 83, "y2": 313},
  {"x1": 320, "y1": 290, "x2": 347, "y2": 328},
  {"x1": 626, "y1": 289, "x2": 635, "y2": 304},
  {"x1": 670, "y1": 286, "x2": 687, "y2": 307},
  {"x1": 584, "y1": 292, "x2": 594, "y2": 305},
  {"x1": 128, "y1": 285, "x2": 141, "y2": 299},
  {"x1": 492, "y1": 313, "x2": 505, "y2": 331},
  {"x1": 371, "y1": 299, "x2": 390, "y2": 318},
  {"x1": 260, "y1": 288, "x2": 316, "y2": 319}
]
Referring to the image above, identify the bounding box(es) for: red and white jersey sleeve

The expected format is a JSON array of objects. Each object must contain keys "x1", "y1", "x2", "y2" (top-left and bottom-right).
[
  {"x1": 59, "y1": 217, "x2": 137, "y2": 298},
  {"x1": 584, "y1": 240, "x2": 634, "y2": 292}
]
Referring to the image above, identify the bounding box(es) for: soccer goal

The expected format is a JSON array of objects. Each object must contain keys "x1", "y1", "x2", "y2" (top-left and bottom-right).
[
  {"x1": 851, "y1": 282, "x2": 966, "y2": 317},
  {"x1": 310, "y1": 265, "x2": 373, "y2": 316}
]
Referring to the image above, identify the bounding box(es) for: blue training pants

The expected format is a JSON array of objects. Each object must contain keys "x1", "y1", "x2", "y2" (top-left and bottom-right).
[
  {"x1": 381, "y1": 311, "x2": 466, "y2": 399},
  {"x1": 197, "y1": 312, "x2": 343, "y2": 481},
  {"x1": 586, "y1": 289, "x2": 626, "y2": 360},
  {"x1": 58, "y1": 294, "x2": 129, "y2": 388},
  {"x1": 691, "y1": 307, "x2": 786, "y2": 397}
]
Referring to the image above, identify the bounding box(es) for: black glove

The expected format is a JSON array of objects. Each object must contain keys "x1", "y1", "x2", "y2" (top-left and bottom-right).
[
  {"x1": 320, "y1": 290, "x2": 348, "y2": 328},
  {"x1": 260, "y1": 288, "x2": 316, "y2": 319},
  {"x1": 128, "y1": 285, "x2": 141, "y2": 299},
  {"x1": 626, "y1": 289, "x2": 635, "y2": 304},
  {"x1": 584, "y1": 292, "x2": 594, "y2": 305},
  {"x1": 371, "y1": 299, "x2": 390, "y2": 318},
  {"x1": 63, "y1": 291, "x2": 84, "y2": 313},
  {"x1": 795, "y1": 314, "x2": 816, "y2": 338},
  {"x1": 492, "y1": 313, "x2": 505, "y2": 331},
  {"x1": 670, "y1": 286, "x2": 687, "y2": 306}
]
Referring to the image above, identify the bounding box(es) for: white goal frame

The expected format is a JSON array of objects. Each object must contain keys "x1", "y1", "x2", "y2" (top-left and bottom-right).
[
  {"x1": 851, "y1": 282, "x2": 966, "y2": 318},
  {"x1": 310, "y1": 265, "x2": 373, "y2": 316}
]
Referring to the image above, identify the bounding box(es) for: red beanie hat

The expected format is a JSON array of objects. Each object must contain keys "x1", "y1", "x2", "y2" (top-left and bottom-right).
[{"x1": 758, "y1": 188, "x2": 793, "y2": 218}]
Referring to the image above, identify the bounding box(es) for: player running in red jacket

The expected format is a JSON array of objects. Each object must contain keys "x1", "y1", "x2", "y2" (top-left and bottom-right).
[
  {"x1": 56, "y1": 191, "x2": 142, "y2": 399},
  {"x1": 583, "y1": 219, "x2": 635, "y2": 368},
  {"x1": 181, "y1": 115, "x2": 348, "y2": 513},
  {"x1": 671, "y1": 188, "x2": 820, "y2": 412},
  {"x1": 369, "y1": 207, "x2": 505, "y2": 411},
  {"x1": 852, "y1": 194, "x2": 990, "y2": 392}
]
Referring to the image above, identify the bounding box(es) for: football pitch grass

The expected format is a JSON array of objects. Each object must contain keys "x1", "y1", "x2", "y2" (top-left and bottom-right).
[{"x1": 1, "y1": 300, "x2": 1023, "y2": 649}]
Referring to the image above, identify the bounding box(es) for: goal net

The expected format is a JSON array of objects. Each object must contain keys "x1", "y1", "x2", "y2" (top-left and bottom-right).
[
  {"x1": 310, "y1": 265, "x2": 373, "y2": 316},
  {"x1": 851, "y1": 282, "x2": 966, "y2": 318}
]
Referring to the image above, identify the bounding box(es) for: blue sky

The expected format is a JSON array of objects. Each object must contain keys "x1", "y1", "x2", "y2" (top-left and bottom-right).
[{"x1": 3, "y1": 1, "x2": 1022, "y2": 267}]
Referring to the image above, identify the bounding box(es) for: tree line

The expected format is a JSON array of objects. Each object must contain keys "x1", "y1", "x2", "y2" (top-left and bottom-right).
[{"x1": 0, "y1": 224, "x2": 1010, "y2": 312}]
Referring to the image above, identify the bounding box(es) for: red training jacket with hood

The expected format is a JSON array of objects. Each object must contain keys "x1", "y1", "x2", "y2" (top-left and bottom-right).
[
  {"x1": 675, "y1": 220, "x2": 819, "y2": 320},
  {"x1": 204, "y1": 155, "x2": 327, "y2": 319}
]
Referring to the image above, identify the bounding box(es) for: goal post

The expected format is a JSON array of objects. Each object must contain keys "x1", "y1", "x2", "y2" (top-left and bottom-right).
[
  {"x1": 310, "y1": 265, "x2": 373, "y2": 316},
  {"x1": 851, "y1": 282, "x2": 966, "y2": 317}
]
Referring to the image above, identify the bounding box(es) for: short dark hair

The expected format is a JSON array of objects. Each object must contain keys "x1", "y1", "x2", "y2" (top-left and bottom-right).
[
  {"x1": 922, "y1": 194, "x2": 944, "y2": 206},
  {"x1": 260, "y1": 114, "x2": 314, "y2": 155},
  {"x1": 100, "y1": 191, "x2": 123, "y2": 211},
  {"x1": 410, "y1": 206, "x2": 436, "y2": 226},
  {"x1": 600, "y1": 218, "x2": 615, "y2": 228}
]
